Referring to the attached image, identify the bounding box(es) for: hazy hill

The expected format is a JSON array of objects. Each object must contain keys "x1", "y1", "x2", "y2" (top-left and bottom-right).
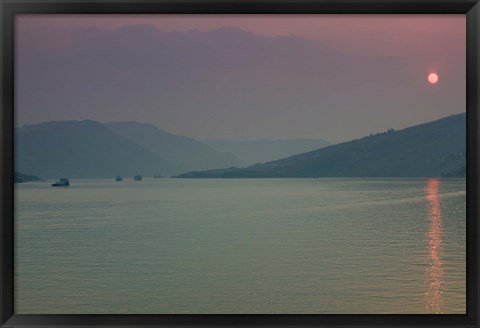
[
  {"x1": 204, "y1": 138, "x2": 330, "y2": 165},
  {"x1": 16, "y1": 120, "x2": 174, "y2": 179},
  {"x1": 105, "y1": 122, "x2": 243, "y2": 173},
  {"x1": 14, "y1": 172, "x2": 42, "y2": 183},
  {"x1": 176, "y1": 113, "x2": 466, "y2": 178}
]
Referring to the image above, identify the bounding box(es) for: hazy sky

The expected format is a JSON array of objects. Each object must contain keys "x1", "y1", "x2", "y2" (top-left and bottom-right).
[{"x1": 16, "y1": 15, "x2": 465, "y2": 142}]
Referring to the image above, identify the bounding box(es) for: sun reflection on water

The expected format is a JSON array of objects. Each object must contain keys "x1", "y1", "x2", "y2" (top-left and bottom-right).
[{"x1": 425, "y1": 178, "x2": 444, "y2": 314}]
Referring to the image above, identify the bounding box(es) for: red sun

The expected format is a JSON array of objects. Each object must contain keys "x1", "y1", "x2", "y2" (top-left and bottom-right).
[{"x1": 428, "y1": 73, "x2": 439, "y2": 84}]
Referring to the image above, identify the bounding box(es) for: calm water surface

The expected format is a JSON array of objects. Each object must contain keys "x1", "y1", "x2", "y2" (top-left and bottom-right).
[{"x1": 15, "y1": 178, "x2": 466, "y2": 314}]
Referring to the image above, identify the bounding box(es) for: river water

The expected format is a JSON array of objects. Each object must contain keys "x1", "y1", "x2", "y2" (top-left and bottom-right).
[{"x1": 15, "y1": 178, "x2": 466, "y2": 314}]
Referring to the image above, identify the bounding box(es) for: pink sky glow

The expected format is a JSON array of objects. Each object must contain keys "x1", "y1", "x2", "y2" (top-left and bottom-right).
[
  {"x1": 15, "y1": 14, "x2": 465, "y2": 141},
  {"x1": 17, "y1": 14, "x2": 464, "y2": 57}
]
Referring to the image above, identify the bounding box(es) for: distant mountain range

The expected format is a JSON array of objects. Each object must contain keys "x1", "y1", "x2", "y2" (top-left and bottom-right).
[
  {"x1": 175, "y1": 113, "x2": 466, "y2": 178},
  {"x1": 204, "y1": 138, "x2": 330, "y2": 166},
  {"x1": 104, "y1": 122, "x2": 242, "y2": 174},
  {"x1": 15, "y1": 120, "x2": 245, "y2": 179},
  {"x1": 16, "y1": 120, "x2": 334, "y2": 179},
  {"x1": 15, "y1": 114, "x2": 466, "y2": 179}
]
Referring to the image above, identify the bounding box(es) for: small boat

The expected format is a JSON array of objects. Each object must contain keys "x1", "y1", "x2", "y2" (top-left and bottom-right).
[
  {"x1": 134, "y1": 175, "x2": 142, "y2": 181},
  {"x1": 153, "y1": 175, "x2": 163, "y2": 179},
  {"x1": 115, "y1": 176, "x2": 123, "y2": 181},
  {"x1": 52, "y1": 178, "x2": 69, "y2": 187}
]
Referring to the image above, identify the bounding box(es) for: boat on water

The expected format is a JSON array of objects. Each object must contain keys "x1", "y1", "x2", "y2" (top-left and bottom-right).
[
  {"x1": 116, "y1": 176, "x2": 123, "y2": 181},
  {"x1": 52, "y1": 178, "x2": 69, "y2": 187},
  {"x1": 134, "y1": 175, "x2": 142, "y2": 181}
]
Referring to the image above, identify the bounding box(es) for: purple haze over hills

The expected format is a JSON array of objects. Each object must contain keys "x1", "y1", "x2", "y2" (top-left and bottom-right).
[{"x1": 16, "y1": 16, "x2": 465, "y2": 143}]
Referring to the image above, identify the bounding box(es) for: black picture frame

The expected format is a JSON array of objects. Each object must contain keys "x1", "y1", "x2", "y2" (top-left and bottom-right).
[{"x1": 1, "y1": 0, "x2": 479, "y2": 327}]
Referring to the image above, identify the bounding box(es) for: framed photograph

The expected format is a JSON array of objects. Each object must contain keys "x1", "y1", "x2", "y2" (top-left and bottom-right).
[{"x1": 1, "y1": 0, "x2": 479, "y2": 327}]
